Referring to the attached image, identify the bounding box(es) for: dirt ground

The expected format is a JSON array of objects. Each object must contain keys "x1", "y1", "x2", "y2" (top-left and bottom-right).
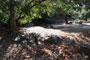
[
  {"x1": 20, "y1": 23, "x2": 90, "y2": 43},
  {"x1": 0, "y1": 24, "x2": 90, "y2": 60}
]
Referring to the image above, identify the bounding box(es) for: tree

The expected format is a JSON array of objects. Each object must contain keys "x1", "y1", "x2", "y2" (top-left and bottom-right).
[
  {"x1": 54, "y1": 0, "x2": 81, "y2": 24},
  {"x1": 56, "y1": 0, "x2": 90, "y2": 23},
  {"x1": 1, "y1": 0, "x2": 89, "y2": 29},
  {"x1": 0, "y1": 0, "x2": 65, "y2": 31},
  {"x1": 66, "y1": 0, "x2": 90, "y2": 21}
]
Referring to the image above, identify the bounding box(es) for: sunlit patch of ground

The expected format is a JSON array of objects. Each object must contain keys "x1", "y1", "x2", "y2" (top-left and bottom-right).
[{"x1": 20, "y1": 24, "x2": 90, "y2": 44}]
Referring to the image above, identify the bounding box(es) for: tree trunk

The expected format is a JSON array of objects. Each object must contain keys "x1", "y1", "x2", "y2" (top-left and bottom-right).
[
  {"x1": 9, "y1": 0, "x2": 17, "y2": 31},
  {"x1": 85, "y1": 17, "x2": 88, "y2": 22},
  {"x1": 65, "y1": 16, "x2": 68, "y2": 24}
]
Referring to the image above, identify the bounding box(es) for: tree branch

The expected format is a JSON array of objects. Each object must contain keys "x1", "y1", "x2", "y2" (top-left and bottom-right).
[
  {"x1": 29, "y1": 0, "x2": 47, "y2": 10},
  {"x1": 16, "y1": 15, "x2": 26, "y2": 22},
  {"x1": 17, "y1": 0, "x2": 47, "y2": 21}
]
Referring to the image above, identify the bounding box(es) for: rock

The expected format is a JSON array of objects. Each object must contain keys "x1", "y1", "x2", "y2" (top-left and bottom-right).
[
  {"x1": 80, "y1": 44, "x2": 90, "y2": 58},
  {"x1": 43, "y1": 35, "x2": 62, "y2": 44}
]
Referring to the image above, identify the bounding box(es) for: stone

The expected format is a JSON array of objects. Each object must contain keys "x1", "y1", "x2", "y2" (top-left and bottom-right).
[
  {"x1": 80, "y1": 44, "x2": 90, "y2": 58},
  {"x1": 43, "y1": 35, "x2": 62, "y2": 44}
]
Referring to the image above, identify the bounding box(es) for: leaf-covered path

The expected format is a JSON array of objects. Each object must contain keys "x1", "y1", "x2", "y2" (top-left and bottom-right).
[{"x1": 0, "y1": 24, "x2": 90, "y2": 60}]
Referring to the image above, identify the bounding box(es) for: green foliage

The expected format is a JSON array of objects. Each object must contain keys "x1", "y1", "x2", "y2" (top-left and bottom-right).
[
  {"x1": 0, "y1": 0, "x2": 9, "y2": 23},
  {"x1": 0, "y1": 0, "x2": 90, "y2": 25},
  {"x1": 71, "y1": 4, "x2": 90, "y2": 20},
  {"x1": 0, "y1": 0, "x2": 65, "y2": 24},
  {"x1": 69, "y1": 0, "x2": 90, "y2": 20}
]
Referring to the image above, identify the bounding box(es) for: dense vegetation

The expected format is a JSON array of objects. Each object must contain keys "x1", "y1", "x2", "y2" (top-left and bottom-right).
[{"x1": 0, "y1": 0, "x2": 90, "y2": 30}]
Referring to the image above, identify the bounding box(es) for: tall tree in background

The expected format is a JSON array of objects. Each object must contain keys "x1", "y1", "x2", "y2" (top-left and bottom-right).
[
  {"x1": 9, "y1": 0, "x2": 17, "y2": 30},
  {"x1": 66, "y1": 0, "x2": 90, "y2": 21}
]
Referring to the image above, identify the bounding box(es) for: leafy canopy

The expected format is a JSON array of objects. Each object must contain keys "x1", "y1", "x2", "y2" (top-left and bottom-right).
[
  {"x1": 0, "y1": 0, "x2": 90, "y2": 24},
  {"x1": 0, "y1": 0, "x2": 65, "y2": 24}
]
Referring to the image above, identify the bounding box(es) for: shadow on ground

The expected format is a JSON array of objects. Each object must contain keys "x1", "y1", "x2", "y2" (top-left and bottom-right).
[
  {"x1": 0, "y1": 31, "x2": 89, "y2": 60},
  {"x1": 0, "y1": 23, "x2": 90, "y2": 60},
  {"x1": 51, "y1": 24, "x2": 90, "y2": 37}
]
